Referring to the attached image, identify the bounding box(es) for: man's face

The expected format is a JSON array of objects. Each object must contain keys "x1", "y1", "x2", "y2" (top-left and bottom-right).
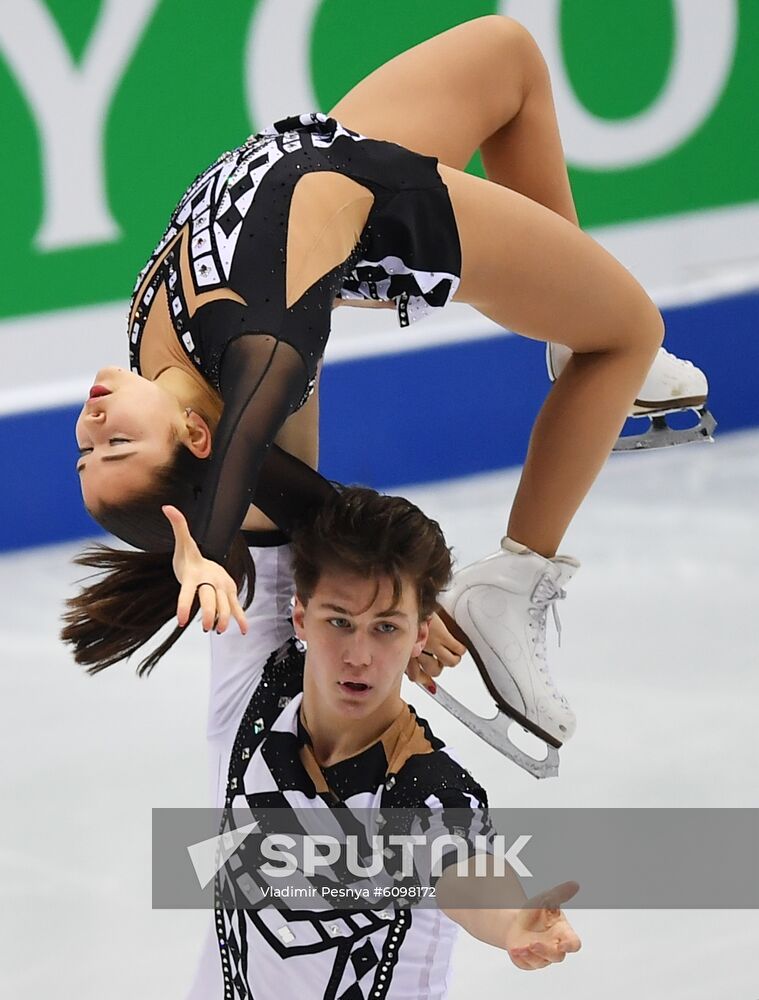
[{"x1": 293, "y1": 569, "x2": 429, "y2": 720}]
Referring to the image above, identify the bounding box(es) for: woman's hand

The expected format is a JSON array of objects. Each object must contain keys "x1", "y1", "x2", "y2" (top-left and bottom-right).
[
  {"x1": 162, "y1": 505, "x2": 248, "y2": 635},
  {"x1": 406, "y1": 610, "x2": 467, "y2": 693}
]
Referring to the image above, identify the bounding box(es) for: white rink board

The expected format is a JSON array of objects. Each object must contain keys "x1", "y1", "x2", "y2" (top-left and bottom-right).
[{"x1": 0, "y1": 430, "x2": 757, "y2": 999}]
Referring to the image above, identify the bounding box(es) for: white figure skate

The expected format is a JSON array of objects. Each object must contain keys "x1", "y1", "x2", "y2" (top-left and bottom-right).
[
  {"x1": 433, "y1": 538, "x2": 579, "y2": 780},
  {"x1": 547, "y1": 343, "x2": 717, "y2": 451}
]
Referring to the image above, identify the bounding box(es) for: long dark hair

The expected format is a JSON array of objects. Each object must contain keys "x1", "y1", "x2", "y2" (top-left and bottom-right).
[{"x1": 61, "y1": 444, "x2": 255, "y2": 675}]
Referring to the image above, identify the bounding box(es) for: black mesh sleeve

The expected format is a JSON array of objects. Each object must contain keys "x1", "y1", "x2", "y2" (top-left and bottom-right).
[
  {"x1": 253, "y1": 445, "x2": 336, "y2": 537},
  {"x1": 189, "y1": 334, "x2": 333, "y2": 564}
]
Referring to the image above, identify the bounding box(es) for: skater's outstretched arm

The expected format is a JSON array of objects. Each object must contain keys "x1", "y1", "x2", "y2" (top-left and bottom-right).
[
  {"x1": 150, "y1": 333, "x2": 327, "y2": 632},
  {"x1": 188, "y1": 335, "x2": 311, "y2": 566}
]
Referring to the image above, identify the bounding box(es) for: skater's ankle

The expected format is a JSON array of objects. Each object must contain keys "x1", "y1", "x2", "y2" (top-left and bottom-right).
[{"x1": 500, "y1": 535, "x2": 556, "y2": 559}]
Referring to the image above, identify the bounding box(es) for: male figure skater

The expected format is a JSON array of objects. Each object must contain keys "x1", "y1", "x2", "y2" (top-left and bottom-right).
[{"x1": 178, "y1": 488, "x2": 580, "y2": 998}]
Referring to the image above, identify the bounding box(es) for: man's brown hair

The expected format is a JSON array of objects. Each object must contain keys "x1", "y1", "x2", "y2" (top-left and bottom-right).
[{"x1": 290, "y1": 486, "x2": 452, "y2": 619}]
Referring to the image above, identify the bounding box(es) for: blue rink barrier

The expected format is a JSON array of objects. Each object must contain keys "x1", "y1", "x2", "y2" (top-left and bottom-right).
[{"x1": 1, "y1": 289, "x2": 757, "y2": 552}]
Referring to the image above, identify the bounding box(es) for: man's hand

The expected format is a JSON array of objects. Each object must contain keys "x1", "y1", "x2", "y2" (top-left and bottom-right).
[
  {"x1": 163, "y1": 505, "x2": 248, "y2": 635},
  {"x1": 406, "y1": 611, "x2": 466, "y2": 692},
  {"x1": 440, "y1": 865, "x2": 581, "y2": 971},
  {"x1": 504, "y1": 881, "x2": 582, "y2": 971}
]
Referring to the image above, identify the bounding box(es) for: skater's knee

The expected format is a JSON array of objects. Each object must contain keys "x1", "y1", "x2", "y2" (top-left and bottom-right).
[
  {"x1": 626, "y1": 293, "x2": 665, "y2": 360},
  {"x1": 480, "y1": 13, "x2": 538, "y2": 49},
  {"x1": 489, "y1": 15, "x2": 552, "y2": 94},
  {"x1": 575, "y1": 288, "x2": 663, "y2": 362},
  {"x1": 466, "y1": 15, "x2": 548, "y2": 84},
  {"x1": 588, "y1": 302, "x2": 662, "y2": 370}
]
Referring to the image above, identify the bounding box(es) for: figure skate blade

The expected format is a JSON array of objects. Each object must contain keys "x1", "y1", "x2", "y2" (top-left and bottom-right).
[
  {"x1": 425, "y1": 681, "x2": 560, "y2": 779},
  {"x1": 614, "y1": 407, "x2": 717, "y2": 452}
]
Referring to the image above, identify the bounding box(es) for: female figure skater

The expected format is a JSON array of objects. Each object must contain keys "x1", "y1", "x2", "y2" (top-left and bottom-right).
[{"x1": 64, "y1": 16, "x2": 699, "y2": 752}]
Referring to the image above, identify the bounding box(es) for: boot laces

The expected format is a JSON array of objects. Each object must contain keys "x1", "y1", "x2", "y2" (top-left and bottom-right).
[{"x1": 527, "y1": 573, "x2": 568, "y2": 704}]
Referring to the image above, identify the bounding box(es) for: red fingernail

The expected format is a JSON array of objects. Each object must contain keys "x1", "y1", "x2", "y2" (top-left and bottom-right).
[{"x1": 427, "y1": 681, "x2": 437, "y2": 695}]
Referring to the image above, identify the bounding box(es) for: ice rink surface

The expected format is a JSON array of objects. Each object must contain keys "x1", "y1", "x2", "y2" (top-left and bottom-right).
[{"x1": 1, "y1": 429, "x2": 757, "y2": 999}]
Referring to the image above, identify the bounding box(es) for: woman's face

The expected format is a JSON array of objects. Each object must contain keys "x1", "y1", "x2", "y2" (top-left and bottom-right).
[{"x1": 75, "y1": 367, "x2": 181, "y2": 512}]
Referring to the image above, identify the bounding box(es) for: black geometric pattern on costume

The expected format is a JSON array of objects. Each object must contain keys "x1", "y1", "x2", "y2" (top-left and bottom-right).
[
  {"x1": 350, "y1": 940, "x2": 379, "y2": 977},
  {"x1": 127, "y1": 137, "x2": 282, "y2": 385},
  {"x1": 371, "y1": 707, "x2": 493, "y2": 889},
  {"x1": 217, "y1": 866, "x2": 412, "y2": 1000},
  {"x1": 338, "y1": 264, "x2": 456, "y2": 328},
  {"x1": 216, "y1": 672, "x2": 414, "y2": 1000},
  {"x1": 128, "y1": 111, "x2": 461, "y2": 406},
  {"x1": 214, "y1": 661, "x2": 492, "y2": 1000},
  {"x1": 214, "y1": 639, "x2": 306, "y2": 998},
  {"x1": 224, "y1": 637, "x2": 305, "y2": 799}
]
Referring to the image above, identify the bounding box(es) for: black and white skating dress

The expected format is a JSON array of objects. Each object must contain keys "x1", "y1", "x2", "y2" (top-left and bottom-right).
[{"x1": 126, "y1": 113, "x2": 462, "y2": 561}]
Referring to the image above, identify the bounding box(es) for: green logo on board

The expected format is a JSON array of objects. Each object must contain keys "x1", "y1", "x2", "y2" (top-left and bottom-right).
[{"x1": 1, "y1": 0, "x2": 755, "y2": 320}]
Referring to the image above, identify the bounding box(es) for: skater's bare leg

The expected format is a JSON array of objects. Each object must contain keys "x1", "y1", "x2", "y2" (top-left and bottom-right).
[
  {"x1": 332, "y1": 17, "x2": 663, "y2": 556},
  {"x1": 478, "y1": 28, "x2": 578, "y2": 225},
  {"x1": 441, "y1": 165, "x2": 663, "y2": 556},
  {"x1": 330, "y1": 15, "x2": 578, "y2": 223}
]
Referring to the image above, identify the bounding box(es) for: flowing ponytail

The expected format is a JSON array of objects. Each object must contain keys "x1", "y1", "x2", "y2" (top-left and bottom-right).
[
  {"x1": 62, "y1": 536, "x2": 254, "y2": 675},
  {"x1": 61, "y1": 444, "x2": 255, "y2": 675}
]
